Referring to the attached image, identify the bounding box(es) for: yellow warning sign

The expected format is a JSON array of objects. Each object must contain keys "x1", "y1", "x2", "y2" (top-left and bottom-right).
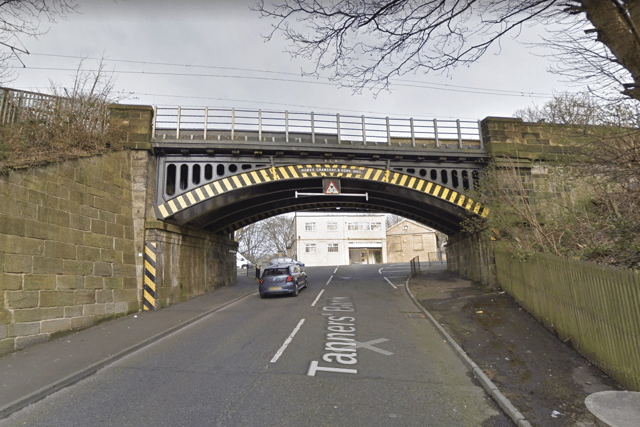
[{"x1": 324, "y1": 180, "x2": 340, "y2": 194}]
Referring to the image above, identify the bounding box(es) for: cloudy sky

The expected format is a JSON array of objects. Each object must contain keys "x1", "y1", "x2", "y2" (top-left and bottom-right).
[{"x1": 7, "y1": 0, "x2": 579, "y2": 121}]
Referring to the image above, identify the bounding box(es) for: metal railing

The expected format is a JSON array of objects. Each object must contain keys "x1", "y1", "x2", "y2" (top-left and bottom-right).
[{"x1": 153, "y1": 106, "x2": 483, "y2": 148}]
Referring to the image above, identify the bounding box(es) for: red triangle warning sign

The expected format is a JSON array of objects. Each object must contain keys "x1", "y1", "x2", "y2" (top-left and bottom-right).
[{"x1": 324, "y1": 180, "x2": 340, "y2": 194}]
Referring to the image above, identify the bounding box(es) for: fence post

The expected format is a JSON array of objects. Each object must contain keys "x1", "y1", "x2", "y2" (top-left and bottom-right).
[
  {"x1": 433, "y1": 119, "x2": 440, "y2": 148},
  {"x1": 386, "y1": 116, "x2": 391, "y2": 146},
  {"x1": 258, "y1": 109, "x2": 262, "y2": 141},
  {"x1": 410, "y1": 117, "x2": 415, "y2": 147},
  {"x1": 285, "y1": 110, "x2": 289, "y2": 143},
  {"x1": 204, "y1": 107, "x2": 208, "y2": 140},
  {"x1": 457, "y1": 119, "x2": 462, "y2": 148},
  {"x1": 176, "y1": 106, "x2": 181, "y2": 139},
  {"x1": 336, "y1": 113, "x2": 341, "y2": 143},
  {"x1": 311, "y1": 112, "x2": 315, "y2": 143},
  {"x1": 361, "y1": 115, "x2": 367, "y2": 145},
  {"x1": 231, "y1": 108, "x2": 235, "y2": 141}
]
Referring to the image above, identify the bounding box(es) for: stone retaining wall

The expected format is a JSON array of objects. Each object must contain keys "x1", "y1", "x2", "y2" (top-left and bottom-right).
[{"x1": 0, "y1": 152, "x2": 139, "y2": 355}]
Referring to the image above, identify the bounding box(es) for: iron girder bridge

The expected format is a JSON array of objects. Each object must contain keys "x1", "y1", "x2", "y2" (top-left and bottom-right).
[{"x1": 151, "y1": 107, "x2": 490, "y2": 236}]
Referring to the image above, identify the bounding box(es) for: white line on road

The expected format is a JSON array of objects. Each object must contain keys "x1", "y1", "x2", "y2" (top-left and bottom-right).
[
  {"x1": 354, "y1": 338, "x2": 393, "y2": 356},
  {"x1": 325, "y1": 275, "x2": 333, "y2": 286},
  {"x1": 383, "y1": 277, "x2": 398, "y2": 289},
  {"x1": 333, "y1": 266, "x2": 338, "y2": 274},
  {"x1": 311, "y1": 289, "x2": 325, "y2": 307},
  {"x1": 270, "y1": 318, "x2": 305, "y2": 363}
]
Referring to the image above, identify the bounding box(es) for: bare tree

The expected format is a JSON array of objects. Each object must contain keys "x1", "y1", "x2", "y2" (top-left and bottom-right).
[
  {"x1": 261, "y1": 214, "x2": 295, "y2": 257},
  {"x1": 0, "y1": 1, "x2": 77, "y2": 83},
  {"x1": 256, "y1": 0, "x2": 640, "y2": 100},
  {"x1": 235, "y1": 222, "x2": 270, "y2": 264}
]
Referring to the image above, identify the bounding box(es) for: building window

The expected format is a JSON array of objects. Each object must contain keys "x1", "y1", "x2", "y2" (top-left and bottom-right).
[
  {"x1": 305, "y1": 222, "x2": 316, "y2": 232},
  {"x1": 413, "y1": 234, "x2": 423, "y2": 250},
  {"x1": 326, "y1": 222, "x2": 338, "y2": 231},
  {"x1": 305, "y1": 243, "x2": 316, "y2": 253},
  {"x1": 348, "y1": 222, "x2": 371, "y2": 231},
  {"x1": 328, "y1": 243, "x2": 339, "y2": 252},
  {"x1": 390, "y1": 236, "x2": 402, "y2": 252}
]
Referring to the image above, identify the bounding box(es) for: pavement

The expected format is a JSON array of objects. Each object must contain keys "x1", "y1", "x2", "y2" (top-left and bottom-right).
[{"x1": 0, "y1": 266, "x2": 635, "y2": 426}]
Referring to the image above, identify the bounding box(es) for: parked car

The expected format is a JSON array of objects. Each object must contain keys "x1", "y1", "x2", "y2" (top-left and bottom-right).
[
  {"x1": 269, "y1": 257, "x2": 304, "y2": 268},
  {"x1": 259, "y1": 263, "x2": 308, "y2": 298},
  {"x1": 236, "y1": 253, "x2": 252, "y2": 269}
]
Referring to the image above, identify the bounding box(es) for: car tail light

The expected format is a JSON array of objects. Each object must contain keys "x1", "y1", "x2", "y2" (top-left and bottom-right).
[
  {"x1": 259, "y1": 278, "x2": 263, "y2": 284},
  {"x1": 286, "y1": 276, "x2": 293, "y2": 282}
]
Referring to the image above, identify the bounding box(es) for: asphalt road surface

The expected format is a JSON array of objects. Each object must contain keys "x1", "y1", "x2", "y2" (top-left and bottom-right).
[{"x1": 1, "y1": 264, "x2": 513, "y2": 426}]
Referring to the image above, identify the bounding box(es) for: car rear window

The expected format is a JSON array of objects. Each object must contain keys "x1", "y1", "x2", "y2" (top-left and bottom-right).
[{"x1": 262, "y1": 268, "x2": 289, "y2": 277}]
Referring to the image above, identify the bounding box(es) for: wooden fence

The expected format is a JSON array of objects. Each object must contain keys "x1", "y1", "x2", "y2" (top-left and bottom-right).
[{"x1": 494, "y1": 247, "x2": 640, "y2": 390}]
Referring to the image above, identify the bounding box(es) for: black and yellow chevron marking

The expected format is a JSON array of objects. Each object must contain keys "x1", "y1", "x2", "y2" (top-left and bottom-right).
[
  {"x1": 143, "y1": 242, "x2": 157, "y2": 311},
  {"x1": 156, "y1": 164, "x2": 489, "y2": 220}
]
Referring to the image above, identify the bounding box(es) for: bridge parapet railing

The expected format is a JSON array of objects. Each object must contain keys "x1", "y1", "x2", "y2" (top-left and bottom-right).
[{"x1": 153, "y1": 107, "x2": 483, "y2": 150}]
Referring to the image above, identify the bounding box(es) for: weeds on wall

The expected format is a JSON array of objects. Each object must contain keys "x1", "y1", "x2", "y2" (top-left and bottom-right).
[
  {"x1": 465, "y1": 123, "x2": 640, "y2": 269},
  {"x1": 0, "y1": 60, "x2": 127, "y2": 173}
]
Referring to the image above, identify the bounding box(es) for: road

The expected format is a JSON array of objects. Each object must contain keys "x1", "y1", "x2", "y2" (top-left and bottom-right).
[{"x1": 1, "y1": 264, "x2": 512, "y2": 426}]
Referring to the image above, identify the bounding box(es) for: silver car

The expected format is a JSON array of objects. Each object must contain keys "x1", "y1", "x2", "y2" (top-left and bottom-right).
[{"x1": 259, "y1": 264, "x2": 308, "y2": 298}]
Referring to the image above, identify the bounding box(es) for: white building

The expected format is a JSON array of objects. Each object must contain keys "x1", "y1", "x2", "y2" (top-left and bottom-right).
[{"x1": 293, "y1": 212, "x2": 387, "y2": 267}]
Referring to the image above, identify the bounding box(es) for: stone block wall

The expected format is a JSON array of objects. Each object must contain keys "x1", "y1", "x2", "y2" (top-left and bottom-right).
[
  {"x1": 0, "y1": 151, "x2": 139, "y2": 355},
  {"x1": 145, "y1": 222, "x2": 237, "y2": 308}
]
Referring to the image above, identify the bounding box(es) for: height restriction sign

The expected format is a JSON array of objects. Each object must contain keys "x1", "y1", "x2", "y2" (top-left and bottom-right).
[{"x1": 323, "y1": 179, "x2": 341, "y2": 194}]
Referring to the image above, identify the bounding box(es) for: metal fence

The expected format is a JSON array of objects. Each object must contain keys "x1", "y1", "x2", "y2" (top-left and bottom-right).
[
  {"x1": 494, "y1": 247, "x2": 640, "y2": 391},
  {"x1": 153, "y1": 106, "x2": 483, "y2": 148},
  {"x1": 0, "y1": 87, "x2": 109, "y2": 131}
]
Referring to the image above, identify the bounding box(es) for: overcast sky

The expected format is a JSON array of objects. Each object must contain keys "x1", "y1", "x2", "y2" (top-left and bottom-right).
[{"x1": 7, "y1": 0, "x2": 579, "y2": 121}]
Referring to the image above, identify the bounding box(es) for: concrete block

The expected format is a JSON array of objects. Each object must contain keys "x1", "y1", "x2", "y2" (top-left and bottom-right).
[
  {"x1": 4, "y1": 254, "x2": 32, "y2": 273},
  {"x1": 41, "y1": 318, "x2": 72, "y2": 334},
  {"x1": 93, "y1": 262, "x2": 113, "y2": 277},
  {"x1": 104, "y1": 302, "x2": 116, "y2": 314},
  {"x1": 90, "y1": 219, "x2": 106, "y2": 235},
  {"x1": 37, "y1": 206, "x2": 69, "y2": 228},
  {"x1": 84, "y1": 233, "x2": 114, "y2": 250},
  {"x1": 6, "y1": 290, "x2": 40, "y2": 308},
  {"x1": 14, "y1": 334, "x2": 49, "y2": 350},
  {"x1": 106, "y1": 223, "x2": 124, "y2": 239},
  {"x1": 77, "y1": 246, "x2": 101, "y2": 262},
  {"x1": 83, "y1": 304, "x2": 106, "y2": 316},
  {"x1": 45, "y1": 241, "x2": 77, "y2": 260},
  {"x1": 96, "y1": 289, "x2": 114, "y2": 303},
  {"x1": 23, "y1": 219, "x2": 50, "y2": 240},
  {"x1": 0, "y1": 273, "x2": 22, "y2": 290},
  {"x1": 3, "y1": 235, "x2": 45, "y2": 256},
  {"x1": 14, "y1": 307, "x2": 64, "y2": 322},
  {"x1": 84, "y1": 276, "x2": 103, "y2": 289},
  {"x1": 0, "y1": 338, "x2": 15, "y2": 356},
  {"x1": 71, "y1": 315, "x2": 95, "y2": 330},
  {"x1": 62, "y1": 260, "x2": 93, "y2": 276},
  {"x1": 0, "y1": 325, "x2": 6, "y2": 339},
  {"x1": 56, "y1": 274, "x2": 84, "y2": 290},
  {"x1": 74, "y1": 290, "x2": 96, "y2": 305},
  {"x1": 104, "y1": 277, "x2": 123, "y2": 290},
  {"x1": 8, "y1": 322, "x2": 40, "y2": 337},
  {"x1": 0, "y1": 214, "x2": 26, "y2": 236},
  {"x1": 115, "y1": 301, "x2": 131, "y2": 313},
  {"x1": 114, "y1": 289, "x2": 137, "y2": 303},
  {"x1": 98, "y1": 209, "x2": 116, "y2": 223},
  {"x1": 33, "y1": 257, "x2": 64, "y2": 275},
  {"x1": 101, "y1": 249, "x2": 122, "y2": 264},
  {"x1": 64, "y1": 306, "x2": 84, "y2": 318},
  {"x1": 113, "y1": 263, "x2": 136, "y2": 278},
  {"x1": 40, "y1": 290, "x2": 75, "y2": 307},
  {"x1": 123, "y1": 277, "x2": 137, "y2": 289},
  {"x1": 80, "y1": 204, "x2": 99, "y2": 219}
]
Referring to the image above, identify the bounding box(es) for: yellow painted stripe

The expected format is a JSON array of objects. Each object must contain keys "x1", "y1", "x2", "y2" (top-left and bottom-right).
[
  {"x1": 168, "y1": 200, "x2": 178, "y2": 213},
  {"x1": 425, "y1": 182, "x2": 433, "y2": 193},
  {"x1": 474, "y1": 203, "x2": 481, "y2": 214},
  {"x1": 144, "y1": 247, "x2": 156, "y2": 262},
  {"x1": 186, "y1": 191, "x2": 196, "y2": 205},
  {"x1": 241, "y1": 173, "x2": 252, "y2": 186},
  {"x1": 232, "y1": 175, "x2": 242, "y2": 188},
  {"x1": 466, "y1": 198, "x2": 474, "y2": 210},
  {"x1": 288, "y1": 166, "x2": 299, "y2": 178},
  {"x1": 158, "y1": 205, "x2": 169, "y2": 218},
  {"x1": 251, "y1": 171, "x2": 261, "y2": 183},
  {"x1": 432, "y1": 185, "x2": 441, "y2": 196},
  {"x1": 372, "y1": 169, "x2": 383, "y2": 181},
  {"x1": 279, "y1": 167, "x2": 290, "y2": 179},
  {"x1": 177, "y1": 195, "x2": 187, "y2": 209},
  {"x1": 448, "y1": 191, "x2": 458, "y2": 203},
  {"x1": 144, "y1": 260, "x2": 156, "y2": 277},
  {"x1": 399, "y1": 175, "x2": 408, "y2": 186},
  {"x1": 363, "y1": 168, "x2": 374, "y2": 180},
  {"x1": 204, "y1": 184, "x2": 214, "y2": 197},
  {"x1": 415, "y1": 180, "x2": 425, "y2": 192},
  {"x1": 195, "y1": 188, "x2": 205, "y2": 201},
  {"x1": 261, "y1": 169, "x2": 271, "y2": 182},
  {"x1": 221, "y1": 178, "x2": 232, "y2": 190},
  {"x1": 144, "y1": 289, "x2": 154, "y2": 300},
  {"x1": 144, "y1": 274, "x2": 155, "y2": 289},
  {"x1": 390, "y1": 173, "x2": 399, "y2": 184},
  {"x1": 457, "y1": 195, "x2": 466, "y2": 207},
  {"x1": 213, "y1": 181, "x2": 224, "y2": 193},
  {"x1": 441, "y1": 188, "x2": 450, "y2": 200},
  {"x1": 481, "y1": 207, "x2": 490, "y2": 218}
]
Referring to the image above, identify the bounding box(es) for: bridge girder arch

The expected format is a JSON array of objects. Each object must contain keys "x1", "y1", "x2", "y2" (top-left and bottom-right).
[{"x1": 154, "y1": 163, "x2": 489, "y2": 236}]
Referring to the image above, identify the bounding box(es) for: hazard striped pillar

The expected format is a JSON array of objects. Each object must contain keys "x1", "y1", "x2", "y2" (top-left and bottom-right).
[{"x1": 143, "y1": 242, "x2": 157, "y2": 310}]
